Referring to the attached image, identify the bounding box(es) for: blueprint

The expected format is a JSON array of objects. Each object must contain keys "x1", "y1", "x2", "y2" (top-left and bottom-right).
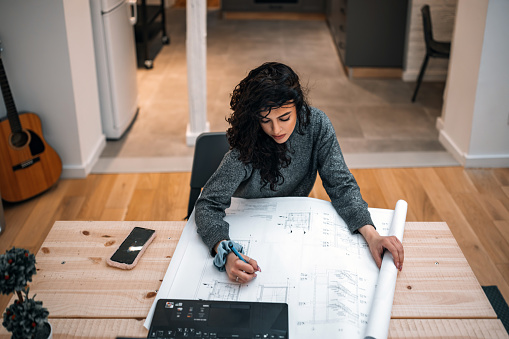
[{"x1": 145, "y1": 197, "x2": 407, "y2": 339}]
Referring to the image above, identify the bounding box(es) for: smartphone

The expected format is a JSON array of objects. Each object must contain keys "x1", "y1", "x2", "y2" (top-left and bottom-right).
[{"x1": 106, "y1": 227, "x2": 156, "y2": 270}]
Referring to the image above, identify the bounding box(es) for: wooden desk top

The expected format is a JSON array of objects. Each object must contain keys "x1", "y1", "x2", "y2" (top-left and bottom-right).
[
  {"x1": 26, "y1": 221, "x2": 183, "y2": 319},
  {"x1": 2, "y1": 318, "x2": 504, "y2": 339},
  {"x1": 1, "y1": 220, "x2": 507, "y2": 338}
]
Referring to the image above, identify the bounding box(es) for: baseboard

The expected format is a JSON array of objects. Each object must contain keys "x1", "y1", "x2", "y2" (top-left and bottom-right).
[
  {"x1": 347, "y1": 67, "x2": 402, "y2": 79},
  {"x1": 439, "y1": 129, "x2": 509, "y2": 167},
  {"x1": 222, "y1": 11, "x2": 325, "y2": 21},
  {"x1": 61, "y1": 165, "x2": 90, "y2": 179},
  {"x1": 61, "y1": 135, "x2": 106, "y2": 179},
  {"x1": 438, "y1": 130, "x2": 467, "y2": 166},
  {"x1": 464, "y1": 154, "x2": 509, "y2": 168},
  {"x1": 173, "y1": 0, "x2": 219, "y2": 8}
]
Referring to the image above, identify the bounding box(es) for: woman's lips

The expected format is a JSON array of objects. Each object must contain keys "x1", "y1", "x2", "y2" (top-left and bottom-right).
[{"x1": 272, "y1": 134, "x2": 286, "y2": 140}]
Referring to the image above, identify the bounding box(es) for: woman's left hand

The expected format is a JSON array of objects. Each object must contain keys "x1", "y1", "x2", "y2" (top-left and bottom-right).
[{"x1": 359, "y1": 225, "x2": 404, "y2": 271}]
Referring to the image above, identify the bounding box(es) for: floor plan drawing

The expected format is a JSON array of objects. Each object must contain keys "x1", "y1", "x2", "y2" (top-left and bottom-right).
[
  {"x1": 147, "y1": 197, "x2": 407, "y2": 339},
  {"x1": 284, "y1": 212, "x2": 311, "y2": 233},
  {"x1": 256, "y1": 279, "x2": 291, "y2": 303},
  {"x1": 197, "y1": 280, "x2": 241, "y2": 301}
]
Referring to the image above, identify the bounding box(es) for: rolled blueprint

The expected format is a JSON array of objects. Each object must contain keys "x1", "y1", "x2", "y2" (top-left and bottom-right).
[{"x1": 364, "y1": 199, "x2": 408, "y2": 339}]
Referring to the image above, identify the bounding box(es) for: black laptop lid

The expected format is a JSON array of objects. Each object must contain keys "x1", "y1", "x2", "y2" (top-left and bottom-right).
[{"x1": 148, "y1": 299, "x2": 288, "y2": 339}]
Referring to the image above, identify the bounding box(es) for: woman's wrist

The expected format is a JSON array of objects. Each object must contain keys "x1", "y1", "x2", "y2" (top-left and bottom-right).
[
  {"x1": 213, "y1": 240, "x2": 245, "y2": 272},
  {"x1": 358, "y1": 224, "x2": 378, "y2": 242},
  {"x1": 214, "y1": 239, "x2": 229, "y2": 254}
]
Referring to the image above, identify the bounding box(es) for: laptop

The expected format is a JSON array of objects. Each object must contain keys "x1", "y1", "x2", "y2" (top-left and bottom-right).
[{"x1": 147, "y1": 298, "x2": 289, "y2": 339}]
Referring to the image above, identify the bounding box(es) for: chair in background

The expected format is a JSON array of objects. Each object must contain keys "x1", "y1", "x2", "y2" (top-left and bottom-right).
[
  {"x1": 186, "y1": 132, "x2": 230, "y2": 219},
  {"x1": 412, "y1": 4, "x2": 451, "y2": 102}
]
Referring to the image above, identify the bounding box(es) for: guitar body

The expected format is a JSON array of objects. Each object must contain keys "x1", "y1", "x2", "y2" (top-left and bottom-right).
[{"x1": 0, "y1": 112, "x2": 62, "y2": 202}]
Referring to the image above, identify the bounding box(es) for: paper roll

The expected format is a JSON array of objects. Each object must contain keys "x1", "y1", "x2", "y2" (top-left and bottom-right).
[{"x1": 364, "y1": 199, "x2": 408, "y2": 339}]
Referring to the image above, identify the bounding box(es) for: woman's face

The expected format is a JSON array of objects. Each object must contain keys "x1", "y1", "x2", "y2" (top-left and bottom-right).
[{"x1": 259, "y1": 104, "x2": 297, "y2": 144}]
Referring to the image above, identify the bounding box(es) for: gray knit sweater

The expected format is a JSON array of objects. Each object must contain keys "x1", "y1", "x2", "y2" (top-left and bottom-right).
[{"x1": 195, "y1": 107, "x2": 374, "y2": 254}]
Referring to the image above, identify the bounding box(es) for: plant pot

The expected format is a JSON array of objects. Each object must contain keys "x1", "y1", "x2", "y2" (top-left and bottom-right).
[{"x1": 34, "y1": 321, "x2": 52, "y2": 339}]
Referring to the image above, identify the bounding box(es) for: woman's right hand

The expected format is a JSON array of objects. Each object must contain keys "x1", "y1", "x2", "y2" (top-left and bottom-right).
[{"x1": 224, "y1": 252, "x2": 261, "y2": 284}]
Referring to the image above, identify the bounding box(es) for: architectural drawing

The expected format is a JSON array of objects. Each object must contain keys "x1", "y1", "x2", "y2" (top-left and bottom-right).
[
  {"x1": 256, "y1": 279, "x2": 290, "y2": 303},
  {"x1": 198, "y1": 280, "x2": 240, "y2": 301},
  {"x1": 284, "y1": 212, "x2": 311, "y2": 233},
  {"x1": 149, "y1": 197, "x2": 407, "y2": 339}
]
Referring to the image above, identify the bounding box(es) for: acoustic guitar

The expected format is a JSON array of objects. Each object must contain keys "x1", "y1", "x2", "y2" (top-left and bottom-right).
[{"x1": 0, "y1": 43, "x2": 62, "y2": 203}]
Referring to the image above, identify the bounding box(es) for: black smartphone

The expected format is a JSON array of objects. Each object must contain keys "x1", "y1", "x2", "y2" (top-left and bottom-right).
[{"x1": 106, "y1": 227, "x2": 156, "y2": 270}]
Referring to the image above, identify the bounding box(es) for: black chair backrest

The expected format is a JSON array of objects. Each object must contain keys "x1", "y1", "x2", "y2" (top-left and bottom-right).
[
  {"x1": 421, "y1": 5, "x2": 434, "y2": 51},
  {"x1": 186, "y1": 132, "x2": 230, "y2": 218}
]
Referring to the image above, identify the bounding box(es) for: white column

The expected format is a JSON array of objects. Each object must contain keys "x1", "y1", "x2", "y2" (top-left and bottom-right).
[
  {"x1": 186, "y1": 0, "x2": 209, "y2": 146},
  {"x1": 438, "y1": 0, "x2": 509, "y2": 167}
]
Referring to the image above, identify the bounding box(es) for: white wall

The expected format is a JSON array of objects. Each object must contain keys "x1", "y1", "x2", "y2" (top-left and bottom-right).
[
  {"x1": 62, "y1": 0, "x2": 106, "y2": 176},
  {"x1": 439, "y1": 0, "x2": 509, "y2": 167},
  {"x1": 0, "y1": 0, "x2": 105, "y2": 178},
  {"x1": 468, "y1": 0, "x2": 509, "y2": 164}
]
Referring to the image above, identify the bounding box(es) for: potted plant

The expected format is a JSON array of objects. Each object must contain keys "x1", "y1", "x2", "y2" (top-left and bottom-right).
[{"x1": 0, "y1": 247, "x2": 51, "y2": 339}]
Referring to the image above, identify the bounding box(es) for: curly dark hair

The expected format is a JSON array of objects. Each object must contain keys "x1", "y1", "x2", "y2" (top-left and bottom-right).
[{"x1": 227, "y1": 62, "x2": 311, "y2": 191}]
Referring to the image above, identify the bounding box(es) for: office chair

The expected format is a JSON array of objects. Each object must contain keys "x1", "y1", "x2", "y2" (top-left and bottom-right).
[
  {"x1": 186, "y1": 132, "x2": 230, "y2": 219},
  {"x1": 412, "y1": 4, "x2": 451, "y2": 102}
]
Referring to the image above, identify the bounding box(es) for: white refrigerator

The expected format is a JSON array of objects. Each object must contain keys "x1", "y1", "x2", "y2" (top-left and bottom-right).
[{"x1": 90, "y1": 0, "x2": 139, "y2": 139}]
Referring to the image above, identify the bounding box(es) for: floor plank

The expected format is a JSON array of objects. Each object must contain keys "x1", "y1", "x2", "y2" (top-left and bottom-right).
[
  {"x1": 413, "y1": 168, "x2": 509, "y2": 300},
  {"x1": 453, "y1": 192, "x2": 509, "y2": 264},
  {"x1": 467, "y1": 169, "x2": 509, "y2": 211},
  {"x1": 351, "y1": 169, "x2": 389, "y2": 209}
]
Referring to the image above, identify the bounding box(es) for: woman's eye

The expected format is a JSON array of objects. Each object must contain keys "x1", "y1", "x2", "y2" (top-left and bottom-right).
[
  {"x1": 280, "y1": 117, "x2": 290, "y2": 122},
  {"x1": 261, "y1": 120, "x2": 270, "y2": 124}
]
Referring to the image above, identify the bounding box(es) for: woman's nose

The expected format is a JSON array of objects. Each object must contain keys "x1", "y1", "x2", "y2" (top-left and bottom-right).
[{"x1": 272, "y1": 121, "x2": 280, "y2": 133}]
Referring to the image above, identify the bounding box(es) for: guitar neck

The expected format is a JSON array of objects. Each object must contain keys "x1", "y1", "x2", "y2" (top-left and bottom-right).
[{"x1": 0, "y1": 56, "x2": 22, "y2": 134}]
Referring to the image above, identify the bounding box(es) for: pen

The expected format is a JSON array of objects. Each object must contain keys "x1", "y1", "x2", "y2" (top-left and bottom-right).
[{"x1": 228, "y1": 242, "x2": 249, "y2": 264}]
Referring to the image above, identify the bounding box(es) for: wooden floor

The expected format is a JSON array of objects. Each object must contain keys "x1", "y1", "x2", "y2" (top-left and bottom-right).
[{"x1": 1, "y1": 167, "x2": 508, "y2": 313}]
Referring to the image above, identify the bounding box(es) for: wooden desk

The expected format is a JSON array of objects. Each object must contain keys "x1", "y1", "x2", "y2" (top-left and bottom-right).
[{"x1": 1, "y1": 221, "x2": 507, "y2": 338}]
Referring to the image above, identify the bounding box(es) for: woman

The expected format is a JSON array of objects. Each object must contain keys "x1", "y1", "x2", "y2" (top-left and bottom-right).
[{"x1": 195, "y1": 62, "x2": 404, "y2": 284}]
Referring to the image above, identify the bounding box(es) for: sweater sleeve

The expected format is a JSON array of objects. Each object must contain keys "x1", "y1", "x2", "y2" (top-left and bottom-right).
[
  {"x1": 314, "y1": 111, "x2": 374, "y2": 233},
  {"x1": 194, "y1": 150, "x2": 250, "y2": 255}
]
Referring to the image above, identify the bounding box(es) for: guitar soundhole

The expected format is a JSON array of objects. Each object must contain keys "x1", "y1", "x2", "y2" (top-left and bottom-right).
[{"x1": 9, "y1": 130, "x2": 30, "y2": 148}]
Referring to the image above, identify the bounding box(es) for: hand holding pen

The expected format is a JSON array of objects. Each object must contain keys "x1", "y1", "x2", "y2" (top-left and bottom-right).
[{"x1": 227, "y1": 242, "x2": 261, "y2": 284}]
